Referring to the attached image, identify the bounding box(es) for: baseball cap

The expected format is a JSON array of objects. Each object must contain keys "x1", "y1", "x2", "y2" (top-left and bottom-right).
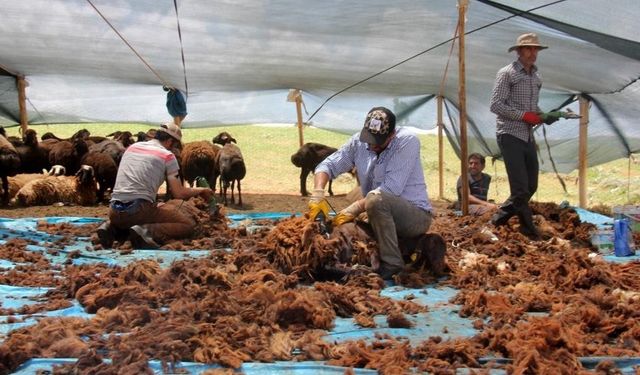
[
  {"x1": 359, "y1": 107, "x2": 396, "y2": 146},
  {"x1": 158, "y1": 122, "x2": 182, "y2": 142}
]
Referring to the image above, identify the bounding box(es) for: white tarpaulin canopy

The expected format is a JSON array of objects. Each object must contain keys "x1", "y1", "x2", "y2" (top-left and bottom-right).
[{"x1": 0, "y1": 0, "x2": 638, "y2": 172}]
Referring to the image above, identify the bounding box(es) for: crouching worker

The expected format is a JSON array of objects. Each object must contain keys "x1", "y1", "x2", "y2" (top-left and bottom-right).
[
  {"x1": 456, "y1": 153, "x2": 497, "y2": 216},
  {"x1": 97, "y1": 123, "x2": 213, "y2": 249},
  {"x1": 309, "y1": 106, "x2": 434, "y2": 279}
]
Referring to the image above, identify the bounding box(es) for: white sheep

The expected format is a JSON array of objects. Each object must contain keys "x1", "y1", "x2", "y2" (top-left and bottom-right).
[{"x1": 13, "y1": 165, "x2": 97, "y2": 206}]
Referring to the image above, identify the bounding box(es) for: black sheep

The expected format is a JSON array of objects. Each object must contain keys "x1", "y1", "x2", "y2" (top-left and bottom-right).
[
  {"x1": 290, "y1": 142, "x2": 337, "y2": 196},
  {"x1": 14, "y1": 129, "x2": 52, "y2": 174},
  {"x1": 217, "y1": 143, "x2": 246, "y2": 206}
]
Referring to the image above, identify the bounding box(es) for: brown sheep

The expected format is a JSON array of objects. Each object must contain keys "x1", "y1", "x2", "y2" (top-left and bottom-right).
[
  {"x1": 14, "y1": 165, "x2": 98, "y2": 206},
  {"x1": 217, "y1": 143, "x2": 246, "y2": 206},
  {"x1": 181, "y1": 141, "x2": 221, "y2": 189},
  {"x1": 89, "y1": 139, "x2": 125, "y2": 166},
  {"x1": 0, "y1": 131, "x2": 21, "y2": 205},
  {"x1": 212, "y1": 131, "x2": 237, "y2": 146},
  {"x1": 14, "y1": 129, "x2": 52, "y2": 174},
  {"x1": 291, "y1": 142, "x2": 338, "y2": 196},
  {"x1": 48, "y1": 138, "x2": 90, "y2": 176},
  {"x1": 40, "y1": 128, "x2": 90, "y2": 142},
  {"x1": 81, "y1": 151, "x2": 118, "y2": 203},
  {"x1": 4, "y1": 166, "x2": 67, "y2": 201}
]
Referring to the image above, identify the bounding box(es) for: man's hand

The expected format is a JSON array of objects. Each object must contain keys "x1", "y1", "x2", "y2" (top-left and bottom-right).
[
  {"x1": 332, "y1": 200, "x2": 365, "y2": 226},
  {"x1": 522, "y1": 112, "x2": 543, "y2": 125},
  {"x1": 308, "y1": 189, "x2": 330, "y2": 221},
  {"x1": 539, "y1": 111, "x2": 562, "y2": 125},
  {"x1": 198, "y1": 188, "x2": 214, "y2": 202}
]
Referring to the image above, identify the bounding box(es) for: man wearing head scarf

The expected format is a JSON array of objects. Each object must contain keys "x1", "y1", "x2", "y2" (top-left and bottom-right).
[
  {"x1": 309, "y1": 107, "x2": 434, "y2": 279},
  {"x1": 489, "y1": 33, "x2": 559, "y2": 240},
  {"x1": 97, "y1": 122, "x2": 213, "y2": 249}
]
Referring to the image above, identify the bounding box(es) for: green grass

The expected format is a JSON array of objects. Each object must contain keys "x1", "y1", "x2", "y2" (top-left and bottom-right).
[{"x1": 6, "y1": 123, "x2": 639, "y2": 208}]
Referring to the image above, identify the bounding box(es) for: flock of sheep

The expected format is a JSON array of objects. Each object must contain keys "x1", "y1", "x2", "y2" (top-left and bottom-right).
[{"x1": 0, "y1": 126, "x2": 247, "y2": 208}]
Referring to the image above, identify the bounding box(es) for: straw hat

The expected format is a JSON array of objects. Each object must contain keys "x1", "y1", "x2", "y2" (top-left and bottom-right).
[{"x1": 508, "y1": 33, "x2": 548, "y2": 52}]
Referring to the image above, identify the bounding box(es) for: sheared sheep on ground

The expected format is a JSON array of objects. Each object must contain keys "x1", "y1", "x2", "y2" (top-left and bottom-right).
[
  {"x1": 13, "y1": 165, "x2": 98, "y2": 206},
  {"x1": 291, "y1": 142, "x2": 337, "y2": 196},
  {"x1": 4, "y1": 166, "x2": 66, "y2": 201}
]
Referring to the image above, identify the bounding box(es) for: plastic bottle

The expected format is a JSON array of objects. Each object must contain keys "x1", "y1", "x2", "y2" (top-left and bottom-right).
[{"x1": 613, "y1": 218, "x2": 634, "y2": 257}]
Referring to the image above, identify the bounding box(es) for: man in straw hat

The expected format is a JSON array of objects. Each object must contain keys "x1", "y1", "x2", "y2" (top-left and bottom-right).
[
  {"x1": 308, "y1": 106, "x2": 434, "y2": 279},
  {"x1": 489, "y1": 33, "x2": 559, "y2": 240},
  {"x1": 97, "y1": 122, "x2": 213, "y2": 249}
]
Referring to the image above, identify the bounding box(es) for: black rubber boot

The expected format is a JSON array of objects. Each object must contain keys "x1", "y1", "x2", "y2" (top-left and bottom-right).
[
  {"x1": 97, "y1": 221, "x2": 115, "y2": 248},
  {"x1": 517, "y1": 208, "x2": 541, "y2": 241},
  {"x1": 129, "y1": 225, "x2": 160, "y2": 249}
]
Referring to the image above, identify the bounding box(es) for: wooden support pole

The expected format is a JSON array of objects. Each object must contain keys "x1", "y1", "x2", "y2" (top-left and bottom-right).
[
  {"x1": 295, "y1": 94, "x2": 304, "y2": 147},
  {"x1": 578, "y1": 96, "x2": 589, "y2": 208},
  {"x1": 287, "y1": 89, "x2": 304, "y2": 147},
  {"x1": 17, "y1": 75, "x2": 28, "y2": 134},
  {"x1": 437, "y1": 96, "x2": 444, "y2": 200},
  {"x1": 458, "y1": 0, "x2": 469, "y2": 215}
]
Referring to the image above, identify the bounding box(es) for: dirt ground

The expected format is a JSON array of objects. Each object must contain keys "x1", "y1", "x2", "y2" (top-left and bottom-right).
[{"x1": 0, "y1": 193, "x2": 356, "y2": 219}]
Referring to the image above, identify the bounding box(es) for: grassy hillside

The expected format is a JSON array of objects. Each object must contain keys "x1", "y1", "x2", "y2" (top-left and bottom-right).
[{"x1": 5, "y1": 123, "x2": 639, "y2": 209}]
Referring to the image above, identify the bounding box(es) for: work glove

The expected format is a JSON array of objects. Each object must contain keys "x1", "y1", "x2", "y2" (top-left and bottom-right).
[
  {"x1": 539, "y1": 111, "x2": 562, "y2": 125},
  {"x1": 308, "y1": 188, "x2": 330, "y2": 221},
  {"x1": 332, "y1": 199, "x2": 366, "y2": 226},
  {"x1": 522, "y1": 111, "x2": 543, "y2": 126}
]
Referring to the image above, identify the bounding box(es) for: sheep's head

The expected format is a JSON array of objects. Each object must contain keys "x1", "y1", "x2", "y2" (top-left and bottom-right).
[
  {"x1": 73, "y1": 129, "x2": 91, "y2": 141},
  {"x1": 73, "y1": 139, "x2": 89, "y2": 156},
  {"x1": 41, "y1": 132, "x2": 57, "y2": 141},
  {"x1": 75, "y1": 165, "x2": 95, "y2": 185},
  {"x1": 23, "y1": 129, "x2": 38, "y2": 146},
  {"x1": 291, "y1": 152, "x2": 304, "y2": 167},
  {"x1": 47, "y1": 165, "x2": 66, "y2": 176},
  {"x1": 117, "y1": 131, "x2": 134, "y2": 147},
  {"x1": 212, "y1": 132, "x2": 237, "y2": 146}
]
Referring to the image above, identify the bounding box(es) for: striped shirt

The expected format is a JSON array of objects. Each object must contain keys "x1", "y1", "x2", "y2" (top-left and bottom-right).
[
  {"x1": 111, "y1": 139, "x2": 180, "y2": 203},
  {"x1": 490, "y1": 60, "x2": 542, "y2": 142},
  {"x1": 315, "y1": 127, "x2": 432, "y2": 213}
]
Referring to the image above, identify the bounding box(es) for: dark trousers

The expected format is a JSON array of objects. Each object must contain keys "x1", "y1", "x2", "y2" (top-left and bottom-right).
[{"x1": 497, "y1": 133, "x2": 538, "y2": 232}]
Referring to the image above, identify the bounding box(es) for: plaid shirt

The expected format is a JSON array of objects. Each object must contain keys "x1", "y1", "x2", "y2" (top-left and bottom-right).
[
  {"x1": 490, "y1": 60, "x2": 542, "y2": 142},
  {"x1": 315, "y1": 127, "x2": 433, "y2": 213}
]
